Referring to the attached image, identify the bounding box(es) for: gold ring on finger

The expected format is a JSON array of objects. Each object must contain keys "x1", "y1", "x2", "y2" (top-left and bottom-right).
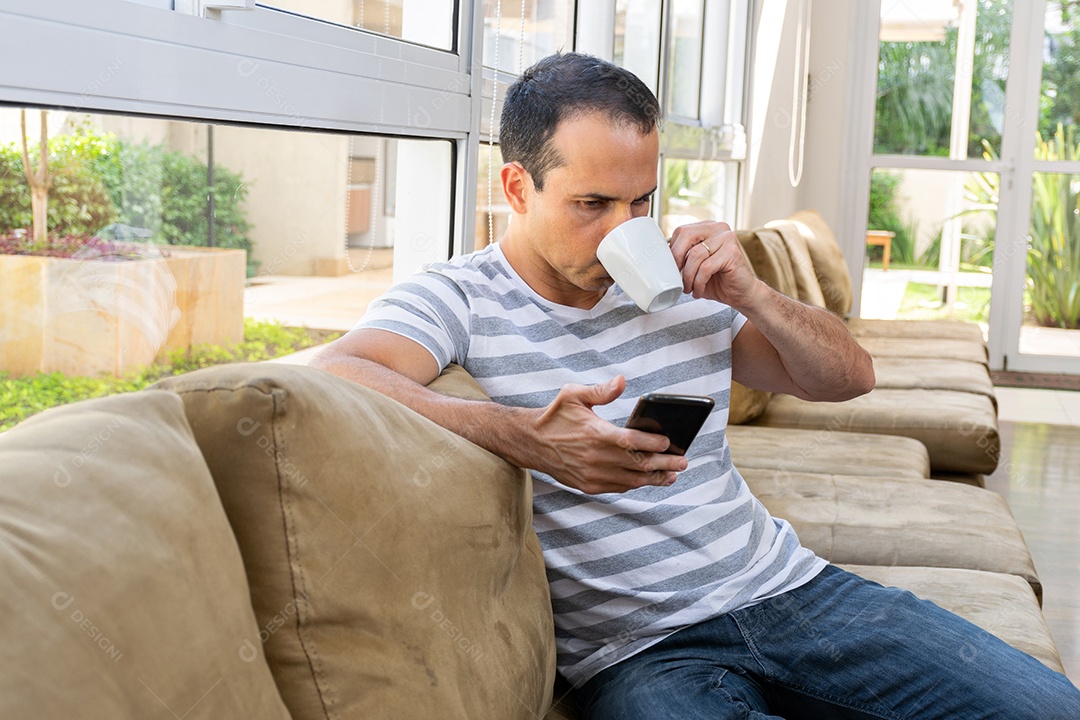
[{"x1": 701, "y1": 242, "x2": 712, "y2": 255}]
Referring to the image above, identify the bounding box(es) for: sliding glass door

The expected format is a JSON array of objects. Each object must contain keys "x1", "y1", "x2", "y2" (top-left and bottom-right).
[
  {"x1": 861, "y1": 0, "x2": 1080, "y2": 374},
  {"x1": 992, "y1": 0, "x2": 1080, "y2": 372}
]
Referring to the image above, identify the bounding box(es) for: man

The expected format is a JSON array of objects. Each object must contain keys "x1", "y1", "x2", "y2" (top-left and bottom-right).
[{"x1": 312, "y1": 53, "x2": 1080, "y2": 719}]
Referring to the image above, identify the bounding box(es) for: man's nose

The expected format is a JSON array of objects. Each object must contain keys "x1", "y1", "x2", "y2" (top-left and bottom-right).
[{"x1": 603, "y1": 204, "x2": 635, "y2": 236}]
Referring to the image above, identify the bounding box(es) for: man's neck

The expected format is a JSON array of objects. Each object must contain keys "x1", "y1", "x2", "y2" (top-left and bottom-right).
[{"x1": 499, "y1": 233, "x2": 605, "y2": 310}]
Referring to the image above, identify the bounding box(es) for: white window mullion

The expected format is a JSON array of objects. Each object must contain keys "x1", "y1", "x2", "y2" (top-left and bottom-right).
[{"x1": 576, "y1": 3, "x2": 617, "y2": 60}]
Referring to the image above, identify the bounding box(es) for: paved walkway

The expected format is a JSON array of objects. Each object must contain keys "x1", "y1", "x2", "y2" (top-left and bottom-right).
[{"x1": 246, "y1": 248, "x2": 394, "y2": 333}]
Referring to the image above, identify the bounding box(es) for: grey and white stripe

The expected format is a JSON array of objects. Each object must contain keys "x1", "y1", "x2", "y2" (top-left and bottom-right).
[{"x1": 356, "y1": 243, "x2": 825, "y2": 685}]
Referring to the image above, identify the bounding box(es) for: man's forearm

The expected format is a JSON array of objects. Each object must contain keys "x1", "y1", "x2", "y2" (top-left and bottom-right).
[
  {"x1": 738, "y1": 281, "x2": 875, "y2": 401},
  {"x1": 312, "y1": 354, "x2": 537, "y2": 469}
]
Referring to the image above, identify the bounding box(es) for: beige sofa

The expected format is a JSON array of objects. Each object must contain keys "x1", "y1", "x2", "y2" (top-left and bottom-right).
[
  {"x1": 730, "y1": 210, "x2": 1000, "y2": 481},
  {"x1": 0, "y1": 362, "x2": 1062, "y2": 719}
]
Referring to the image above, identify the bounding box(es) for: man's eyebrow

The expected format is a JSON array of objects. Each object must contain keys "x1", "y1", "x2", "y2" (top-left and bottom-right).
[{"x1": 575, "y1": 187, "x2": 657, "y2": 203}]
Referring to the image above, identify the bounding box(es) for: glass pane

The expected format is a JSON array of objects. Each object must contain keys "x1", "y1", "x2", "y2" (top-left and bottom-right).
[
  {"x1": 859, "y1": 167, "x2": 996, "y2": 329},
  {"x1": 875, "y1": 0, "x2": 1012, "y2": 158},
  {"x1": 0, "y1": 107, "x2": 450, "y2": 428},
  {"x1": 660, "y1": 159, "x2": 735, "y2": 236},
  {"x1": 1038, "y1": 1, "x2": 1080, "y2": 150},
  {"x1": 482, "y1": 0, "x2": 575, "y2": 74},
  {"x1": 667, "y1": 0, "x2": 703, "y2": 118},
  {"x1": 1019, "y1": 171, "x2": 1080, "y2": 357},
  {"x1": 614, "y1": 0, "x2": 663, "y2": 94},
  {"x1": 262, "y1": 0, "x2": 455, "y2": 51},
  {"x1": 475, "y1": 143, "x2": 510, "y2": 250}
]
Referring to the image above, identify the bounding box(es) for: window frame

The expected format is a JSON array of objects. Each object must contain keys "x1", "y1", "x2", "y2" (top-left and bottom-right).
[{"x1": 0, "y1": 0, "x2": 750, "y2": 261}]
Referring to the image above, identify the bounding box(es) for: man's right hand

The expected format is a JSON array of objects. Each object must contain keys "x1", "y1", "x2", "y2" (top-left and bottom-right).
[{"x1": 527, "y1": 375, "x2": 688, "y2": 495}]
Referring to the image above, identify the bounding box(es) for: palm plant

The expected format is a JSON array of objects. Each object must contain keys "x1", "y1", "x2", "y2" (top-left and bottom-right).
[
  {"x1": 963, "y1": 124, "x2": 1080, "y2": 328},
  {"x1": 1027, "y1": 125, "x2": 1080, "y2": 328}
]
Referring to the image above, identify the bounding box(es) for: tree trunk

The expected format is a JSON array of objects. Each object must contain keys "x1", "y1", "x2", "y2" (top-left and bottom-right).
[
  {"x1": 19, "y1": 109, "x2": 51, "y2": 242},
  {"x1": 31, "y1": 186, "x2": 48, "y2": 243}
]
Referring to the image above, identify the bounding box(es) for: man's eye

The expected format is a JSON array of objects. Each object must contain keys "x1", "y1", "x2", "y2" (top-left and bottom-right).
[
  {"x1": 633, "y1": 197, "x2": 652, "y2": 206},
  {"x1": 582, "y1": 200, "x2": 605, "y2": 209}
]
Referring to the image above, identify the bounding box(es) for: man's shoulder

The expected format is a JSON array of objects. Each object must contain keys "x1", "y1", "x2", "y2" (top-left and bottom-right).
[{"x1": 423, "y1": 244, "x2": 502, "y2": 276}]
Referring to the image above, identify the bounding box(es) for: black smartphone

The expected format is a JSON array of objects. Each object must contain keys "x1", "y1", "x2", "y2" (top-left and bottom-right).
[{"x1": 625, "y1": 392, "x2": 715, "y2": 455}]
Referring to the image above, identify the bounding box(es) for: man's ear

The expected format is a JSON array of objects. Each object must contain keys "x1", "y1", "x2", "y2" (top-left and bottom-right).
[{"x1": 500, "y1": 162, "x2": 531, "y2": 215}]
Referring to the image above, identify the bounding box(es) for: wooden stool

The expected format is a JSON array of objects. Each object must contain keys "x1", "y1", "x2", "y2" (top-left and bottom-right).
[{"x1": 866, "y1": 230, "x2": 895, "y2": 271}]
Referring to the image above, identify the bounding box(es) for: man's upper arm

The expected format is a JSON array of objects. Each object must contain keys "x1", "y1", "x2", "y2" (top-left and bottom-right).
[
  {"x1": 319, "y1": 328, "x2": 443, "y2": 387},
  {"x1": 730, "y1": 320, "x2": 808, "y2": 399}
]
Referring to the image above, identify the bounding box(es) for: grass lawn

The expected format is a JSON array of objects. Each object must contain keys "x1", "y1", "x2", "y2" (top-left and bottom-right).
[
  {"x1": 0, "y1": 319, "x2": 341, "y2": 432},
  {"x1": 897, "y1": 282, "x2": 991, "y2": 325}
]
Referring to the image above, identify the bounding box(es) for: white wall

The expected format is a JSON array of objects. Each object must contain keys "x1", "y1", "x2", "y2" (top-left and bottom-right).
[
  {"x1": 746, "y1": 0, "x2": 865, "y2": 254},
  {"x1": 746, "y1": 0, "x2": 801, "y2": 228}
]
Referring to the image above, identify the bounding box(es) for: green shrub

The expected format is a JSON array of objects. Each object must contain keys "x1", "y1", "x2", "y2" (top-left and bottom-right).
[
  {"x1": 964, "y1": 125, "x2": 1080, "y2": 328},
  {"x1": 1027, "y1": 125, "x2": 1080, "y2": 328},
  {"x1": 1, "y1": 125, "x2": 256, "y2": 275},
  {"x1": 867, "y1": 170, "x2": 919, "y2": 265},
  {"x1": 0, "y1": 320, "x2": 340, "y2": 432}
]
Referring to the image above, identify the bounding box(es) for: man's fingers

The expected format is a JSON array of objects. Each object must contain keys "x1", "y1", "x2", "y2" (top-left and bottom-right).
[
  {"x1": 578, "y1": 468, "x2": 680, "y2": 495},
  {"x1": 562, "y1": 375, "x2": 626, "y2": 409}
]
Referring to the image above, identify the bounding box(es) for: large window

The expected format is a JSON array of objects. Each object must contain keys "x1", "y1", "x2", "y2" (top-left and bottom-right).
[
  {"x1": 482, "y1": 0, "x2": 575, "y2": 73},
  {"x1": 667, "y1": 0, "x2": 705, "y2": 119},
  {"x1": 614, "y1": 0, "x2": 664, "y2": 93},
  {"x1": 0, "y1": 104, "x2": 450, "y2": 386},
  {"x1": 0, "y1": 0, "x2": 750, "y2": 404}
]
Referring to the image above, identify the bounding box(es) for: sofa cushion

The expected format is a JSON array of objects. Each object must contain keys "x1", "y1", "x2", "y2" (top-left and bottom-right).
[
  {"x1": 785, "y1": 209, "x2": 854, "y2": 316},
  {"x1": 154, "y1": 363, "x2": 555, "y2": 720},
  {"x1": 846, "y1": 317, "x2": 986, "y2": 345},
  {"x1": 752, "y1": 388, "x2": 1000, "y2": 475},
  {"x1": 728, "y1": 380, "x2": 772, "y2": 425},
  {"x1": 743, "y1": 469, "x2": 1040, "y2": 601},
  {"x1": 858, "y1": 335, "x2": 989, "y2": 365},
  {"x1": 872, "y1": 356, "x2": 996, "y2": 406},
  {"x1": 841, "y1": 565, "x2": 1063, "y2": 674},
  {"x1": 726, "y1": 424, "x2": 931, "y2": 479},
  {"x1": 0, "y1": 391, "x2": 291, "y2": 720},
  {"x1": 764, "y1": 220, "x2": 829, "y2": 308}
]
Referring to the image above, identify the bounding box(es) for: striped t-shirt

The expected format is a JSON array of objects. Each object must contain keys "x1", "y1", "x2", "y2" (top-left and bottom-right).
[{"x1": 356, "y1": 243, "x2": 825, "y2": 684}]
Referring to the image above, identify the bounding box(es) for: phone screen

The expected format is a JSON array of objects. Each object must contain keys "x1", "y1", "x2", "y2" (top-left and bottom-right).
[{"x1": 625, "y1": 392, "x2": 715, "y2": 455}]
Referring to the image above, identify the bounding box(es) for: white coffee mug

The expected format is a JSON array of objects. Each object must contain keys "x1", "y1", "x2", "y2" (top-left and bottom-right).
[{"x1": 597, "y1": 217, "x2": 683, "y2": 312}]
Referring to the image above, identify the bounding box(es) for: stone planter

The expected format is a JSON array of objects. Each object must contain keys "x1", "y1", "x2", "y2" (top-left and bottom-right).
[{"x1": 0, "y1": 246, "x2": 245, "y2": 377}]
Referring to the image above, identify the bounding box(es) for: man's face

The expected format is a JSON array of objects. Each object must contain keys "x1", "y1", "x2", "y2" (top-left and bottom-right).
[{"x1": 516, "y1": 112, "x2": 660, "y2": 308}]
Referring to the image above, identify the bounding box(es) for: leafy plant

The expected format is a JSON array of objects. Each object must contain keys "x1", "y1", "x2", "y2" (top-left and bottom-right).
[
  {"x1": 2, "y1": 125, "x2": 256, "y2": 275},
  {"x1": 964, "y1": 124, "x2": 1080, "y2": 328},
  {"x1": 874, "y1": 40, "x2": 955, "y2": 157},
  {"x1": 1040, "y1": 9, "x2": 1080, "y2": 138},
  {"x1": 1027, "y1": 126, "x2": 1080, "y2": 327},
  {"x1": 0, "y1": 320, "x2": 341, "y2": 431},
  {"x1": 867, "y1": 170, "x2": 919, "y2": 265},
  {"x1": 874, "y1": 0, "x2": 1013, "y2": 159},
  {"x1": 0, "y1": 132, "x2": 118, "y2": 237}
]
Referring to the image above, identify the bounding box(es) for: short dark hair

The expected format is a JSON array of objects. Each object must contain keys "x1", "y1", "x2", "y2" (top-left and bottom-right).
[{"x1": 499, "y1": 52, "x2": 661, "y2": 190}]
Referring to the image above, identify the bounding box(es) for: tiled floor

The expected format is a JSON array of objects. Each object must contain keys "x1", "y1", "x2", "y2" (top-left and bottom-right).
[
  {"x1": 986, "y1": 387, "x2": 1080, "y2": 682},
  {"x1": 996, "y1": 386, "x2": 1080, "y2": 427}
]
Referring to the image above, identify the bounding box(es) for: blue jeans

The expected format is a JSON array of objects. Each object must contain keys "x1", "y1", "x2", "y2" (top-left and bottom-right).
[{"x1": 579, "y1": 564, "x2": 1080, "y2": 719}]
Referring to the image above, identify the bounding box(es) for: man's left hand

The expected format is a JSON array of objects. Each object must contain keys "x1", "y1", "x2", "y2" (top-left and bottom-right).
[{"x1": 668, "y1": 221, "x2": 761, "y2": 312}]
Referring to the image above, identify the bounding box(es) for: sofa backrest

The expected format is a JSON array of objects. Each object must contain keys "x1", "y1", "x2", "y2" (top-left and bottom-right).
[
  {"x1": 153, "y1": 363, "x2": 555, "y2": 720},
  {"x1": 0, "y1": 391, "x2": 291, "y2": 720},
  {"x1": 763, "y1": 221, "x2": 829, "y2": 309},
  {"x1": 782, "y1": 209, "x2": 854, "y2": 316}
]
